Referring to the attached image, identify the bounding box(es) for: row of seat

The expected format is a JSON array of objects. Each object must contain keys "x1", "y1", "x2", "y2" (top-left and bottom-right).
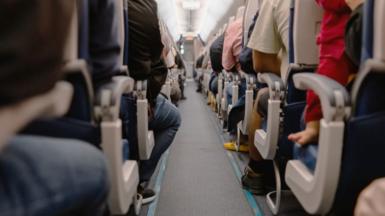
[
  {"x1": 197, "y1": 0, "x2": 385, "y2": 215},
  {"x1": 0, "y1": 0, "x2": 183, "y2": 215}
]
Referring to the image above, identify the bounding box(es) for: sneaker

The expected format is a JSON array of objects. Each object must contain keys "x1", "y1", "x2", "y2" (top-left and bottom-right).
[
  {"x1": 223, "y1": 141, "x2": 249, "y2": 152},
  {"x1": 241, "y1": 166, "x2": 265, "y2": 195},
  {"x1": 138, "y1": 186, "x2": 157, "y2": 205}
]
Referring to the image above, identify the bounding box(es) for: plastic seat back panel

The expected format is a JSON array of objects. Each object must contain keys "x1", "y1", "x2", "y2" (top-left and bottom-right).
[{"x1": 334, "y1": 112, "x2": 385, "y2": 215}]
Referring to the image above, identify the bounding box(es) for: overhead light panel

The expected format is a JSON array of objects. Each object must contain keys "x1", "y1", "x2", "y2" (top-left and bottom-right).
[{"x1": 182, "y1": 0, "x2": 200, "y2": 10}]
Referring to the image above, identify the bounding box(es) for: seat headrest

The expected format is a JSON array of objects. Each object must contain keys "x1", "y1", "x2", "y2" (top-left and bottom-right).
[
  {"x1": 293, "y1": 0, "x2": 323, "y2": 65},
  {"x1": 236, "y1": 6, "x2": 246, "y2": 20},
  {"x1": 0, "y1": 82, "x2": 73, "y2": 151},
  {"x1": 228, "y1": 16, "x2": 235, "y2": 25},
  {"x1": 374, "y1": 0, "x2": 385, "y2": 61},
  {"x1": 243, "y1": 0, "x2": 260, "y2": 46},
  {"x1": 63, "y1": 0, "x2": 78, "y2": 62}
]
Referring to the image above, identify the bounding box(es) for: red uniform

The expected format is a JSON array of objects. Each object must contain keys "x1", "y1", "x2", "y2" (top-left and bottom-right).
[{"x1": 305, "y1": 0, "x2": 356, "y2": 122}]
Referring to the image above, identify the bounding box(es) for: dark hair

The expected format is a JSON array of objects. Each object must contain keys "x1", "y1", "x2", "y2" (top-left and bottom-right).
[{"x1": 0, "y1": 0, "x2": 74, "y2": 106}]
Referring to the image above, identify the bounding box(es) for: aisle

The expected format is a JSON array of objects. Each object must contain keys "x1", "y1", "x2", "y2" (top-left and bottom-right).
[{"x1": 153, "y1": 82, "x2": 254, "y2": 216}]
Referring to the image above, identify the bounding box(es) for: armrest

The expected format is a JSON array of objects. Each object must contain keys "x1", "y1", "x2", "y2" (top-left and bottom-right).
[
  {"x1": 117, "y1": 65, "x2": 129, "y2": 76},
  {"x1": 0, "y1": 82, "x2": 73, "y2": 151},
  {"x1": 63, "y1": 60, "x2": 94, "y2": 103},
  {"x1": 258, "y1": 73, "x2": 285, "y2": 100},
  {"x1": 96, "y1": 76, "x2": 138, "y2": 214},
  {"x1": 95, "y1": 76, "x2": 135, "y2": 122},
  {"x1": 293, "y1": 73, "x2": 351, "y2": 121},
  {"x1": 285, "y1": 73, "x2": 351, "y2": 214},
  {"x1": 254, "y1": 73, "x2": 284, "y2": 159}
]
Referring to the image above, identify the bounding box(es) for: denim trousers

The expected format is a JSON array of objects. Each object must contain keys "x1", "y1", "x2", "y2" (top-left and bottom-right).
[
  {"x1": 0, "y1": 135, "x2": 109, "y2": 216},
  {"x1": 121, "y1": 95, "x2": 181, "y2": 182},
  {"x1": 141, "y1": 95, "x2": 181, "y2": 182}
]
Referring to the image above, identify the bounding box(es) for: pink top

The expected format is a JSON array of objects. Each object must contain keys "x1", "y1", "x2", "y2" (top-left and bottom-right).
[{"x1": 222, "y1": 18, "x2": 243, "y2": 72}]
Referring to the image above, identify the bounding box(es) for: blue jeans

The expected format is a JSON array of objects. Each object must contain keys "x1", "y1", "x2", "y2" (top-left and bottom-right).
[
  {"x1": 226, "y1": 79, "x2": 247, "y2": 106},
  {"x1": 0, "y1": 135, "x2": 109, "y2": 216},
  {"x1": 141, "y1": 95, "x2": 181, "y2": 182},
  {"x1": 209, "y1": 74, "x2": 219, "y2": 95},
  {"x1": 292, "y1": 113, "x2": 318, "y2": 172},
  {"x1": 120, "y1": 95, "x2": 181, "y2": 182}
]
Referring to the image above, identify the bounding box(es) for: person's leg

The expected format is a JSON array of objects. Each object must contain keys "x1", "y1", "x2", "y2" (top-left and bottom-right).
[
  {"x1": 209, "y1": 75, "x2": 219, "y2": 95},
  {"x1": 243, "y1": 88, "x2": 271, "y2": 194},
  {"x1": 139, "y1": 95, "x2": 181, "y2": 182},
  {"x1": 226, "y1": 82, "x2": 233, "y2": 106},
  {"x1": 0, "y1": 135, "x2": 109, "y2": 216},
  {"x1": 247, "y1": 88, "x2": 269, "y2": 162}
]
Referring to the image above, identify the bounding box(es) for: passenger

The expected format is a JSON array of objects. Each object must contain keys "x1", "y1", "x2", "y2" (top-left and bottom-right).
[
  {"x1": 243, "y1": 0, "x2": 291, "y2": 194},
  {"x1": 195, "y1": 55, "x2": 204, "y2": 92},
  {"x1": 344, "y1": 0, "x2": 364, "y2": 68},
  {"x1": 209, "y1": 33, "x2": 225, "y2": 96},
  {"x1": 176, "y1": 54, "x2": 187, "y2": 100},
  {"x1": 223, "y1": 12, "x2": 260, "y2": 152},
  {"x1": 288, "y1": 0, "x2": 357, "y2": 146},
  {"x1": 0, "y1": 1, "x2": 109, "y2": 215},
  {"x1": 122, "y1": 0, "x2": 181, "y2": 204},
  {"x1": 222, "y1": 18, "x2": 245, "y2": 106},
  {"x1": 222, "y1": 18, "x2": 243, "y2": 73}
]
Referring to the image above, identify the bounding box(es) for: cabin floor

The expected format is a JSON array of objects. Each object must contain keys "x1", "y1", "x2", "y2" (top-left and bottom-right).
[{"x1": 139, "y1": 81, "x2": 309, "y2": 216}]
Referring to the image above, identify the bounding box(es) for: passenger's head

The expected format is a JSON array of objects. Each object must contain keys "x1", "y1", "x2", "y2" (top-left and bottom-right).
[{"x1": 0, "y1": 0, "x2": 74, "y2": 106}]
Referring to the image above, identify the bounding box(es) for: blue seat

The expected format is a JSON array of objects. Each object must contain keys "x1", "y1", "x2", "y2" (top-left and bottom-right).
[
  {"x1": 252, "y1": 0, "x2": 322, "y2": 214},
  {"x1": 21, "y1": 0, "x2": 140, "y2": 214},
  {"x1": 285, "y1": 0, "x2": 385, "y2": 214}
]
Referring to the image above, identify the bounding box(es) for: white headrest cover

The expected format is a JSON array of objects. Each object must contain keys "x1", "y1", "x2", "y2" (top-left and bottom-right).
[{"x1": 293, "y1": 0, "x2": 323, "y2": 65}]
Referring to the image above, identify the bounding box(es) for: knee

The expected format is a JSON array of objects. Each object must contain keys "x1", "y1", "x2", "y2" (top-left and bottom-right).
[
  {"x1": 75, "y1": 143, "x2": 109, "y2": 191},
  {"x1": 172, "y1": 108, "x2": 182, "y2": 129},
  {"x1": 58, "y1": 139, "x2": 109, "y2": 198}
]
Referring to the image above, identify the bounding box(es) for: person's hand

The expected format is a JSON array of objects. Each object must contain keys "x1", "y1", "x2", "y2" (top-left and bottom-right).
[
  {"x1": 288, "y1": 121, "x2": 320, "y2": 146},
  {"x1": 345, "y1": 0, "x2": 364, "y2": 10}
]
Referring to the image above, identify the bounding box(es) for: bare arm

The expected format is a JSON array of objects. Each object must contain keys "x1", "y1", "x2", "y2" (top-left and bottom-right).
[{"x1": 252, "y1": 50, "x2": 281, "y2": 76}]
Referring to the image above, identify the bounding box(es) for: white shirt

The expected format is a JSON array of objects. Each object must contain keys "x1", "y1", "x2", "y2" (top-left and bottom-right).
[{"x1": 247, "y1": 0, "x2": 290, "y2": 79}]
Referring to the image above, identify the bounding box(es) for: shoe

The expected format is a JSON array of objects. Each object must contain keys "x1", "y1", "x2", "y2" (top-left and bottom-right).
[
  {"x1": 138, "y1": 186, "x2": 157, "y2": 205},
  {"x1": 223, "y1": 141, "x2": 249, "y2": 152},
  {"x1": 241, "y1": 166, "x2": 265, "y2": 195}
]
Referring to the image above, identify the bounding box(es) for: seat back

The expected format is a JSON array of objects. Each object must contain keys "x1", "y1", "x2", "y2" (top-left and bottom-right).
[
  {"x1": 374, "y1": 0, "x2": 385, "y2": 62},
  {"x1": 123, "y1": 0, "x2": 129, "y2": 65},
  {"x1": 78, "y1": 0, "x2": 90, "y2": 60},
  {"x1": 292, "y1": 0, "x2": 322, "y2": 65},
  {"x1": 333, "y1": 1, "x2": 385, "y2": 214},
  {"x1": 236, "y1": 6, "x2": 245, "y2": 20},
  {"x1": 63, "y1": 2, "x2": 78, "y2": 62},
  {"x1": 116, "y1": 0, "x2": 125, "y2": 66},
  {"x1": 286, "y1": 0, "x2": 321, "y2": 103},
  {"x1": 65, "y1": 0, "x2": 94, "y2": 122},
  {"x1": 243, "y1": 0, "x2": 260, "y2": 47},
  {"x1": 228, "y1": 16, "x2": 235, "y2": 25}
]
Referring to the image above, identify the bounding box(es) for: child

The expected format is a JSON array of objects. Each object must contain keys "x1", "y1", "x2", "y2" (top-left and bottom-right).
[{"x1": 288, "y1": 0, "x2": 357, "y2": 145}]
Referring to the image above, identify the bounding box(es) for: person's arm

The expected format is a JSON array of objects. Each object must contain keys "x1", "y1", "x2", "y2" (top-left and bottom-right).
[
  {"x1": 252, "y1": 50, "x2": 281, "y2": 76},
  {"x1": 248, "y1": 0, "x2": 284, "y2": 76},
  {"x1": 316, "y1": 0, "x2": 350, "y2": 12}
]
